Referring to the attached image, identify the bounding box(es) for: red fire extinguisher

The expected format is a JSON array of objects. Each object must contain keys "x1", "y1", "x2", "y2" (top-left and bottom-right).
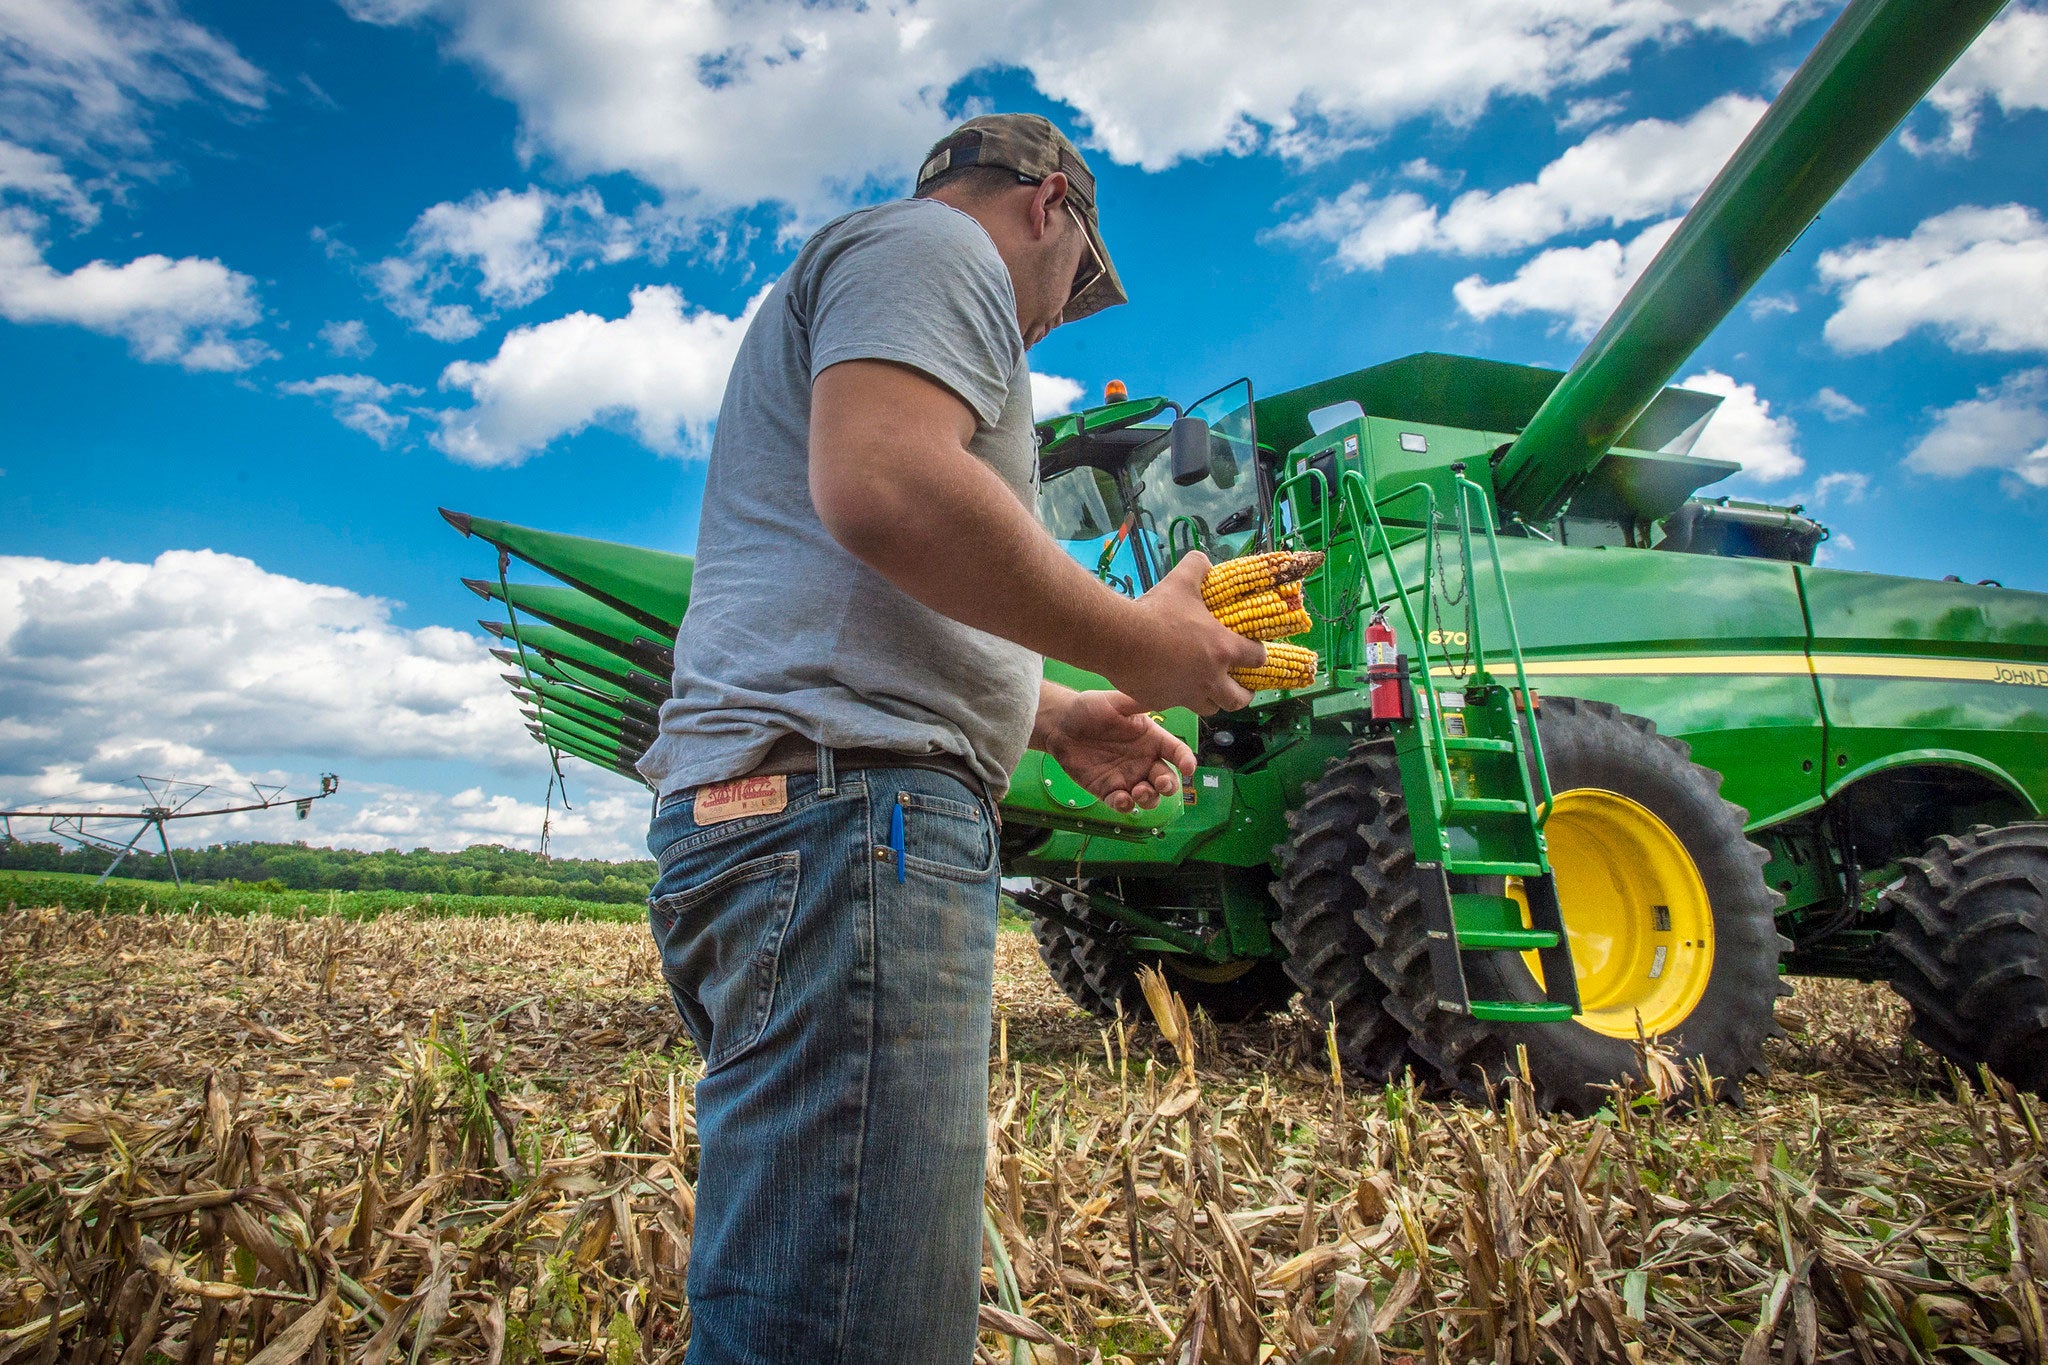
[{"x1": 1366, "y1": 611, "x2": 1407, "y2": 721}]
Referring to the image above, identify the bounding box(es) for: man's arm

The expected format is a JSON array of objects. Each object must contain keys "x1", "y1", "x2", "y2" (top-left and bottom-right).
[{"x1": 809, "y1": 359, "x2": 1263, "y2": 715}]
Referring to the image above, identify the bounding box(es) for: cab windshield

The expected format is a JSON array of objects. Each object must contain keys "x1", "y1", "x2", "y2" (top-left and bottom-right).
[
  {"x1": 1130, "y1": 379, "x2": 1261, "y2": 579},
  {"x1": 1035, "y1": 378, "x2": 1263, "y2": 596},
  {"x1": 1036, "y1": 464, "x2": 1149, "y2": 595}
]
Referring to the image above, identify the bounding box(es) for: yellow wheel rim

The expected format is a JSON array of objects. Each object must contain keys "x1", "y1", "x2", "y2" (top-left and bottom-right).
[
  {"x1": 1166, "y1": 957, "x2": 1257, "y2": 984},
  {"x1": 1509, "y1": 789, "x2": 1714, "y2": 1039}
]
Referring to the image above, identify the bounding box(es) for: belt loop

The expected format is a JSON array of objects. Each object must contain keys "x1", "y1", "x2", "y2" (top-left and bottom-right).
[{"x1": 816, "y1": 742, "x2": 837, "y2": 796}]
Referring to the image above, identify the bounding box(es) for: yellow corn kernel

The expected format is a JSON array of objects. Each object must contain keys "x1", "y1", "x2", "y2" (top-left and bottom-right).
[
  {"x1": 1216, "y1": 608, "x2": 1311, "y2": 641},
  {"x1": 1230, "y1": 671, "x2": 1317, "y2": 691},
  {"x1": 1262, "y1": 609, "x2": 1313, "y2": 640},
  {"x1": 1213, "y1": 588, "x2": 1292, "y2": 622},
  {"x1": 1264, "y1": 642, "x2": 1317, "y2": 668},
  {"x1": 1207, "y1": 584, "x2": 1309, "y2": 637},
  {"x1": 1199, "y1": 551, "x2": 1325, "y2": 611},
  {"x1": 1229, "y1": 641, "x2": 1319, "y2": 689}
]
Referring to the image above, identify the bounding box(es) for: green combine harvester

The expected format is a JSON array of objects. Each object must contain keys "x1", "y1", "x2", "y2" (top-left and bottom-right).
[{"x1": 447, "y1": 0, "x2": 2047, "y2": 1109}]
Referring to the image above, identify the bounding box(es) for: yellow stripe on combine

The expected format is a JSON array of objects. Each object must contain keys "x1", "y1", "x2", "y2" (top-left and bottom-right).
[
  {"x1": 1449, "y1": 653, "x2": 2048, "y2": 687},
  {"x1": 1512, "y1": 654, "x2": 1812, "y2": 677},
  {"x1": 1810, "y1": 655, "x2": 2048, "y2": 685}
]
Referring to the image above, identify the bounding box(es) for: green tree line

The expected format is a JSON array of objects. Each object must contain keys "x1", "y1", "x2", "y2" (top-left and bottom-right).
[{"x1": 0, "y1": 838, "x2": 655, "y2": 903}]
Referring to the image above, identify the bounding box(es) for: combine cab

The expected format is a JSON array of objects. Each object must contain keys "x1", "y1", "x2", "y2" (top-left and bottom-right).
[{"x1": 447, "y1": 0, "x2": 2047, "y2": 1107}]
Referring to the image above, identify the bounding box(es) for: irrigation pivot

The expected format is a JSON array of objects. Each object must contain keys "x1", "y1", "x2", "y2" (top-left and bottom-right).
[{"x1": 0, "y1": 773, "x2": 341, "y2": 886}]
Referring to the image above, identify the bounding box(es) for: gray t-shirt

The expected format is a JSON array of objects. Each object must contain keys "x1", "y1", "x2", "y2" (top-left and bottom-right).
[{"x1": 638, "y1": 198, "x2": 1042, "y2": 798}]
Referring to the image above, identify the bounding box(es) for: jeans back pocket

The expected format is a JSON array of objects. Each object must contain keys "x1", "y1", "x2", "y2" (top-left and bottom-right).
[
  {"x1": 647, "y1": 851, "x2": 801, "y2": 1071},
  {"x1": 896, "y1": 789, "x2": 996, "y2": 882}
]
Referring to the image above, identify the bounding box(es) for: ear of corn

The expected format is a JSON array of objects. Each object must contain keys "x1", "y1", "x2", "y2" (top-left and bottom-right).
[
  {"x1": 1210, "y1": 588, "x2": 1313, "y2": 641},
  {"x1": 1197, "y1": 551, "x2": 1325, "y2": 612},
  {"x1": 1229, "y1": 640, "x2": 1318, "y2": 691},
  {"x1": 1200, "y1": 552, "x2": 1323, "y2": 689}
]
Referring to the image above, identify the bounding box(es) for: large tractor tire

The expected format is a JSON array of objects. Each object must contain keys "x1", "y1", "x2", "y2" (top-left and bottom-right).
[
  {"x1": 1883, "y1": 823, "x2": 2048, "y2": 1096},
  {"x1": 1023, "y1": 880, "x2": 1296, "y2": 1024},
  {"x1": 1029, "y1": 912, "x2": 1120, "y2": 1016},
  {"x1": 1360, "y1": 697, "x2": 1788, "y2": 1112},
  {"x1": 1271, "y1": 745, "x2": 1426, "y2": 1083}
]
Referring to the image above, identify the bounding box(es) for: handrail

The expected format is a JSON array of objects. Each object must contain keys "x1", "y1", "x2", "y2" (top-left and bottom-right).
[
  {"x1": 1269, "y1": 465, "x2": 1338, "y2": 664},
  {"x1": 1341, "y1": 470, "x2": 1433, "y2": 646},
  {"x1": 1342, "y1": 472, "x2": 1463, "y2": 802},
  {"x1": 1166, "y1": 515, "x2": 1205, "y2": 564},
  {"x1": 1270, "y1": 461, "x2": 1552, "y2": 824},
  {"x1": 1452, "y1": 472, "x2": 1555, "y2": 822}
]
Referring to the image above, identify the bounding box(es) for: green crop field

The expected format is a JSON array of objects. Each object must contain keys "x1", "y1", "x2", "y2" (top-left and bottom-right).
[{"x1": 0, "y1": 868, "x2": 646, "y2": 925}]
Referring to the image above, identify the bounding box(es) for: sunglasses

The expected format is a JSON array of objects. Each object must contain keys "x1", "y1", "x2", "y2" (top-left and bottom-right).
[
  {"x1": 1065, "y1": 200, "x2": 1107, "y2": 307},
  {"x1": 1016, "y1": 172, "x2": 1105, "y2": 308}
]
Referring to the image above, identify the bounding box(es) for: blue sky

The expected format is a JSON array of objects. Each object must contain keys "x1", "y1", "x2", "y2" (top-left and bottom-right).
[{"x1": 3, "y1": 0, "x2": 2044, "y2": 858}]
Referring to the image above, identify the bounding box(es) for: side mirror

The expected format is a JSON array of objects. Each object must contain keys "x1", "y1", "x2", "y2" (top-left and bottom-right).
[{"x1": 1169, "y1": 416, "x2": 1212, "y2": 486}]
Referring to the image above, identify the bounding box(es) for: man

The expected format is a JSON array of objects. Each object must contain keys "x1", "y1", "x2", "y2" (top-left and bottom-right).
[{"x1": 638, "y1": 113, "x2": 1264, "y2": 1362}]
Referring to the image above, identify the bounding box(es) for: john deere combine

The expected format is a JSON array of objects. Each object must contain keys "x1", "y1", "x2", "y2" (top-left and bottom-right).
[{"x1": 446, "y1": 0, "x2": 2047, "y2": 1108}]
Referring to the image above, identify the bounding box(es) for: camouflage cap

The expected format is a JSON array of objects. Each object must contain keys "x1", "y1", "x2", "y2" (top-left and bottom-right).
[{"x1": 916, "y1": 113, "x2": 1127, "y2": 322}]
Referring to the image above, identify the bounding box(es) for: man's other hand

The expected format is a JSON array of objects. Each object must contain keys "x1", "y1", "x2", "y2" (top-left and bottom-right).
[
  {"x1": 1105, "y1": 552, "x2": 1266, "y2": 715},
  {"x1": 1040, "y1": 689, "x2": 1196, "y2": 814}
]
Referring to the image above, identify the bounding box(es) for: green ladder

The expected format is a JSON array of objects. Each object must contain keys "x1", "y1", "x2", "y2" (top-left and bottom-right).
[{"x1": 1281, "y1": 460, "x2": 1582, "y2": 1025}]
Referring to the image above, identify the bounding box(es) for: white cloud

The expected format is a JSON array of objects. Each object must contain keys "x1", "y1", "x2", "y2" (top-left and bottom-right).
[
  {"x1": 1813, "y1": 387, "x2": 1866, "y2": 421},
  {"x1": 330, "y1": 773, "x2": 648, "y2": 859},
  {"x1": 278, "y1": 372, "x2": 422, "y2": 447},
  {"x1": 1907, "y1": 4, "x2": 2048, "y2": 155},
  {"x1": 1905, "y1": 369, "x2": 2048, "y2": 489},
  {"x1": 1030, "y1": 372, "x2": 1085, "y2": 418},
  {"x1": 347, "y1": 1, "x2": 962, "y2": 218},
  {"x1": 1813, "y1": 530, "x2": 1855, "y2": 566},
  {"x1": 1747, "y1": 292, "x2": 1797, "y2": 319},
  {"x1": 1558, "y1": 96, "x2": 1626, "y2": 131},
  {"x1": 366, "y1": 186, "x2": 693, "y2": 341},
  {"x1": 1396, "y1": 158, "x2": 1458, "y2": 189},
  {"x1": 0, "y1": 549, "x2": 525, "y2": 787},
  {"x1": 1818, "y1": 205, "x2": 2048, "y2": 356},
  {"x1": 1680, "y1": 370, "x2": 1803, "y2": 482},
  {"x1": 1273, "y1": 94, "x2": 1763, "y2": 270},
  {"x1": 1275, "y1": 190, "x2": 1439, "y2": 273},
  {"x1": 336, "y1": 0, "x2": 1818, "y2": 217},
  {"x1": 1807, "y1": 470, "x2": 1868, "y2": 505},
  {"x1": 0, "y1": 0, "x2": 265, "y2": 161},
  {"x1": 376, "y1": 188, "x2": 577, "y2": 338},
  {"x1": 433, "y1": 283, "x2": 767, "y2": 467},
  {"x1": 0, "y1": 548, "x2": 651, "y2": 859},
  {"x1": 319, "y1": 317, "x2": 373, "y2": 358},
  {"x1": 0, "y1": 205, "x2": 264, "y2": 369},
  {"x1": 277, "y1": 373, "x2": 414, "y2": 402},
  {"x1": 335, "y1": 0, "x2": 433, "y2": 22},
  {"x1": 0, "y1": 138, "x2": 96, "y2": 223},
  {"x1": 1017, "y1": 3, "x2": 1807, "y2": 172},
  {"x1": 1452, "y1": 216, "x2": 1679, "y2": 337}
]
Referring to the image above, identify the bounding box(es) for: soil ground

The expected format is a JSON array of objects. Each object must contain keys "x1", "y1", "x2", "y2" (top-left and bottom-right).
[{"x1": 0, "y1": 905, "x2": 2042, "y2": 1363}]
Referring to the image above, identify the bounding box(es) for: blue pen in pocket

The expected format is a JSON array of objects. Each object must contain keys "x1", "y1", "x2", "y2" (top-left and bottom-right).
[{"x1": 889, "y1": 799, "x2": 906, "y2": 884}]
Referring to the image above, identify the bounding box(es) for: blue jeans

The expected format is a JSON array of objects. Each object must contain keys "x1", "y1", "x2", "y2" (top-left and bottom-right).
[{"x1": 645, "y1": 752, "x2": 1000, "y2": 1364}]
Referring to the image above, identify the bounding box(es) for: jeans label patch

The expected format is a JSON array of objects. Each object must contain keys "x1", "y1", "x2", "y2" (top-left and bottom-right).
[{"x1": 695, "y1": 775, "x2": 788, "y2": 825}]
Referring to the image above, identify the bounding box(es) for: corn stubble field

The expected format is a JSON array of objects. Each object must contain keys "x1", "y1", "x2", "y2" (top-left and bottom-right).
[{"x1": 0, "y1": 905, "x2": 2043, "y2": 1364}]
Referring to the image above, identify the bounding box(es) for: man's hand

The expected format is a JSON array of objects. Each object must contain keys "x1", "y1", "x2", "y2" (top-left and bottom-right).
[
  {"x1": 1034, "y1": 685, "x2": 1196, "y2": 814},
  {"x1": 1100, "y1": 551, "x2": 1266, "y2": 715}
]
